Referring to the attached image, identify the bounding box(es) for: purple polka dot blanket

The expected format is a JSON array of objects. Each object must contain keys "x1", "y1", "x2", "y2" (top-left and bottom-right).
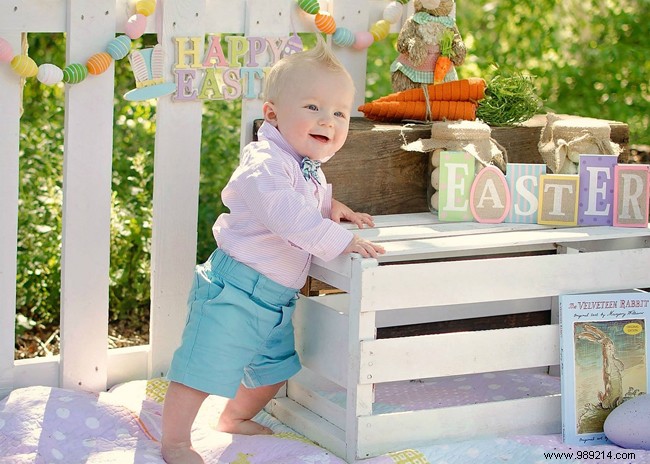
[{"x1": 1, "y1": 371, "x2": 649, "y2": 464}]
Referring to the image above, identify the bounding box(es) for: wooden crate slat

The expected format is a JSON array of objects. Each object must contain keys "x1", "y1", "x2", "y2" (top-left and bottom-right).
[
  {"x1": 359, "y1": 325, "x2": 559, "y2": 384},
  {"x1": 360, "y1": 248, "x2": 650, "y2": 311},
  {"x1": 356, "y1": 395, "x2": 561, "y2": 459}
]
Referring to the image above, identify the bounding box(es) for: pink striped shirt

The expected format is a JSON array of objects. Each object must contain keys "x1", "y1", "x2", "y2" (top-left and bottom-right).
[{"x1": 213, "y1": 122, "x2": 354, "y2": 289}]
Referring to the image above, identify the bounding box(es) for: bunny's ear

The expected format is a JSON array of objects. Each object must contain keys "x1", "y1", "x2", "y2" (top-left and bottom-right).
[
  {"x1": 583, "y1": 323, "x2": 607, "y2": 338},
  {"x1": 577, "y1": 332, "x2": 599, "y2": 342}
]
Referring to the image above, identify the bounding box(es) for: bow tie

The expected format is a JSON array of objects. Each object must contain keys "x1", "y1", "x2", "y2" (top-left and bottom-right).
[{"x1": 300, "y1": 158, "x2": 321, "y2": 184}]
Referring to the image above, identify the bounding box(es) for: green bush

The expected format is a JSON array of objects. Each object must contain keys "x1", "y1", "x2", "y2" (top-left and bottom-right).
[{"x1": 15, "y1": 4, "x2": 650, "y2": 336}]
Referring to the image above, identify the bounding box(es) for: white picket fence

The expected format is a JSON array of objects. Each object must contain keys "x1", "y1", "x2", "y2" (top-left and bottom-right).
[{"x1": 0, "y1": 0, "x2": 405, "y2": 399}]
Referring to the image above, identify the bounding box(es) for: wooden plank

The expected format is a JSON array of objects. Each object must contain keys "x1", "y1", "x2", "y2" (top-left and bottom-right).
[
  {"x1": 266, "y1": 397, "x2": 347, "y2": 458},
  {"x1": 360, "y1": 247, "x2": 650, "y2": 311},
  {"x1": 287, "y1": 369, "x2": 347, "y2": 430},
  {"x1": 373, "y1": 225, "x2": 650, "y2": 264},
  {"x1": 294, "y1": 296, "x2": 349, "y2": 387},
  {"x1": 0, "y1": 32, "x2": 22, "y2": 399},
  {"x1": 13, "y1": 357, "x2": 60, "y2": 390},
  {"x1": 325, "y1": 116, "x2": 629, "y2": 216},
  {"x1": 356, "y1": 395, "x2": 561, "y2": 459},
  {"x1": 59, "y1": 0, "x2": 115, "y2": 392},
  {"x1": 149, "y1": 0, "x2": 206, "y2": 380},
  {"x1": 107, "y1": 346, "x2": 149, "y2": 389},
  {"x1": 359, "y1": 325, "x2": 560, "y2": 384}
]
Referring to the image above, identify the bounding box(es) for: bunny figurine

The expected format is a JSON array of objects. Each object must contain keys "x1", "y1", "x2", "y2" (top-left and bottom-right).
[{"x1": 390, "y1": 0, "x2": 466, "y2": 92}]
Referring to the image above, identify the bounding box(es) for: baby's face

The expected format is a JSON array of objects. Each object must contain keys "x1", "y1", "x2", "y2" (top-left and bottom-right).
[{"x1": 267, "y1": 65, "x2": 354, "y2": 162}]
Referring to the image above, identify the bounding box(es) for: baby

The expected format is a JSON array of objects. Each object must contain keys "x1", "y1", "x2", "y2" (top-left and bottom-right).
[{"x1": 161, "y1": 38, "x2": 385, "y2": 463}]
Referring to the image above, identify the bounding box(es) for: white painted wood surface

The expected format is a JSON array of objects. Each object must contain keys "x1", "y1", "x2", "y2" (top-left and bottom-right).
[
  {"x1": 0, "y1": 31, "x2": 22, "y2": 400},
  {"x1": 283, "y1": 214, "x2": 650, "y2": 461},
  {"x1": 0, "y1": 0, "x2": 389, "y2": 397},
  {"x1": 59, "y1": 0, "x2": 115, "y2": 392}
]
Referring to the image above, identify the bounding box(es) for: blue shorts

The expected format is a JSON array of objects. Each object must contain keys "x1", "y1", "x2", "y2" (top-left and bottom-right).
[{"x1": 167, "y1": 249, "x2": 302, "y2": 398}]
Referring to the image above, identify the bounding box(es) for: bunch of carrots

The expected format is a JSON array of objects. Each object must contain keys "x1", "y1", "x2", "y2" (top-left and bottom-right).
[{"x1": 358, "y1": 77, "x2": 486, "y2": 123}]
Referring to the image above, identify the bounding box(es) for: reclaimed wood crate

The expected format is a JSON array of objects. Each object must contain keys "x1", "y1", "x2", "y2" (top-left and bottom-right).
[
  {"x1": 321, "y1": 115, "x2": 629, "y2": 217},
  {"x1": 267, "y1": 213, "x2": 650, "y2": 462}
]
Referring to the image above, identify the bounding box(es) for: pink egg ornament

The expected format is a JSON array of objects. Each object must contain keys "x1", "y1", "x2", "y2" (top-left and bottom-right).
[
  {"x1": 0, "y1": 37, "x2": 14, "y2": 63},
  {"x1": 125, "y1": 14, "x2": 147, "y2": 40},
  {"x1": 352, "y1": 31, "x2": 374, "y2": 50}
]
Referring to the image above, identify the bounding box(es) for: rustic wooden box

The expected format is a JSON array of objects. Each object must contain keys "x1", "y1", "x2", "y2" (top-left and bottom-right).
[{"x1": 323, "y1": 115, "x2": 629, "y2": 216}]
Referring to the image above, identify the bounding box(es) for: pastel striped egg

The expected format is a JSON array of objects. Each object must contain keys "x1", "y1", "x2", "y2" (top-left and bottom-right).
[
  {"x1": 315, "y1": 12, "x2": 336, "y2": 35},
  {"x1": 0, "y1": 37, "x2": 13, "y2": 63},
  {"x1": 383, "y1": 2, "x2": 403, "y2": 24},
  {"x1": 332, "y1": 27, "x2": 355, "y2": 47},
  {"x1": 106, "y1": 35, "x2": 132, "y2": 60},
  {"x1": 352, "y1": 31, "x2": 374, "y2": 50},
  {"x1": 62, "y1": 63, "x2": 88, "y2": 84},
  {"x1": 87, "y1": 52, "x2": 112, "y2": 75},
  {"x1": 297, "y1": 0, "x2": 320, "y2": 15},
  {"x1": 125, "y1": 14, "x2": 147, "y2": 39},
  {"x1": 135, "y1": 0, "x2": 156, "y2": 17},
  {"x1": 10, "y1": 55, "x2": 38, "y2": 77},
  {"x1": 370, "y1": 20, "x2": 390, "y2": 41},
  {"x1": 37, "y1": 63, "x2": 64, "y2": 85}
]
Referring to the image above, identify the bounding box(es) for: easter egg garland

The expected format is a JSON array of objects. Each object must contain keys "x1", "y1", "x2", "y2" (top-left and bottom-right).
[
  {"x1": 298, "y1": 0, "x2": 411, "y2": 49},
  {"x1": 0, "y1": 0, "x2": 154, "y2": 86},
  {"x1": 1, "y1": 0, "x2": 411, "y2": 88}
]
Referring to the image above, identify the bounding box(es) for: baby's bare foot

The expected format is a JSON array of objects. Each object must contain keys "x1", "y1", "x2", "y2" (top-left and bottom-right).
[
  {"x1": 217, "y1": 418, "x2": 273, "y2": 435},
  {"x1": 161, "y1": 442, "x2": 204, "y2": 464}
]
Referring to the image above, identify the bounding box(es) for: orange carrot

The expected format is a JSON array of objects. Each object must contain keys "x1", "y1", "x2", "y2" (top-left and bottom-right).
[
  {"x1": 357, "y1": 100, "x2": 477, "y2": 123},
  {"x1": 434, "y1": 30, "x2": 456, "y2": 84},
  {"x1": 376, "y1": 78, "x2": 486, "y2": 103},
  {"x1": 434, "y1": 56, "x2": 453, "y2": 84}
]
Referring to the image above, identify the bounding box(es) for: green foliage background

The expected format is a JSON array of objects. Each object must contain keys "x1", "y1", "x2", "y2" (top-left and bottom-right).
[{"x1": 15, "y1": 0, "x2": 649, "y2": 333}]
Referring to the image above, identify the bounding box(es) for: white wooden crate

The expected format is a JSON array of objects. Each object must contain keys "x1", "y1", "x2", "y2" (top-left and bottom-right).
[{"x1": 266, "y1": 213, "x2": 650, "y2": 462}]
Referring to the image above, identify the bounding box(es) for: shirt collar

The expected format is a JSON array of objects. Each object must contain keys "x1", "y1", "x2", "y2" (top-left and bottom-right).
[{"x1": 258, "y1": 121, "x2": 303, "y2": 165}]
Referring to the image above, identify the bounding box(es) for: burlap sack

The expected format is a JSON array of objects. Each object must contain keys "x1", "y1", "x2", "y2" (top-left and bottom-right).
[
  {"x1": 403, "y1": 120, "x2": 508, "y2": 173},
  {"x1": 538, "y1": 113, "x2": 620, "y2": 173}
]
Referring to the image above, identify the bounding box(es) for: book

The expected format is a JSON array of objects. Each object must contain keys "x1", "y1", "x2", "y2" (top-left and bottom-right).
[{"x1": 559, "y1": 291, "x2": 650, "y2": 445}]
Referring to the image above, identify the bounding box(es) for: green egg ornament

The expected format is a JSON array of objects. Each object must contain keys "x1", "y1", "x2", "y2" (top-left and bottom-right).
[
  {"x1": 298, "y1": 0, "x2": 320, "y2": 15},
  {"x1": 63, "y1": 63, "x2": 89, "y2": 84}
]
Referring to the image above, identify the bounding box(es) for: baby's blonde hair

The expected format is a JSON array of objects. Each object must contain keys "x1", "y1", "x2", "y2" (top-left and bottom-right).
[{"x1": 263, "y1": 35, "x2": 354, "y2": 102}]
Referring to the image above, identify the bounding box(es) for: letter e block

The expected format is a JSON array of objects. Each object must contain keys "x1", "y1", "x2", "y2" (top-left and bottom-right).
[
  {"x1": 438, "y1": 151, "x2": 475, "y2": 222},
  {"x1": 578, "y1": 154, "x2": 617, "y2": 226}
]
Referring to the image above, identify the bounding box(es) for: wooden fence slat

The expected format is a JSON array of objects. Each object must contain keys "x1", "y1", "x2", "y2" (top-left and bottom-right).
[
  {"x1": 0, "y1": 33, "x2": 22, "y2": 399},
  {"x1": 148, "y1": 0, "x2": 207, "y2": 380},
  {"x1": 59, "y1": 0, "x2": 116, "y2": 392}
]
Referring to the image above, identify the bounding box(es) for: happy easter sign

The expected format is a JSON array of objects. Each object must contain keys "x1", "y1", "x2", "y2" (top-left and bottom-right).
[{"x1": 173, "y1": 35, "x2": 303, "y2": 101}]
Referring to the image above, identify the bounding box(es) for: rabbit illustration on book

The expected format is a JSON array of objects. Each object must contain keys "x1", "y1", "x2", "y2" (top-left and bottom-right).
[{"x1": 577, "y1": 323, "x2": 624, "y2": 409}]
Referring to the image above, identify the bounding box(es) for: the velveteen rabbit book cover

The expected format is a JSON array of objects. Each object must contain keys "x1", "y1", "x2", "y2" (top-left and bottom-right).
[{"x1": 560, "y1": 291, "x2": 650, "y2": 445}]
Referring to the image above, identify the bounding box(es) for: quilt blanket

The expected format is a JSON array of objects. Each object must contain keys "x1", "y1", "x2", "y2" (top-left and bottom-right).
[{"x1": 1, "y1": 376, "x2": 649, "y2": 464}]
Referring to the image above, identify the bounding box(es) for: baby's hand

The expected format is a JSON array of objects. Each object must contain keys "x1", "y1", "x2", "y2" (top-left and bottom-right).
[
  {"x1": 331, "y1": 199, "x2": 375, "y2": 229},
  {"x1": 343, "y1": 234, "x2": 386, "y2": 258}
]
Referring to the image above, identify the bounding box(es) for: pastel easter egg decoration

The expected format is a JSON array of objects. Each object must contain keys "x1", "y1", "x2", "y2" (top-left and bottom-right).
[
  {"x1": 10, "y1": 55, "x2": 38, "y2": 78},
  {"x1": 0, "y1": 37, "x2": 14, "y2": 63},
  {"x1": 604, "y1": 394, "x2": 650, "y2": 450},
  {"x1": 106, "y1": 35, "x2": 132, "y2": 60},
  {"x1": 125, "y1": 14, "x2": 147, "y2": 40},
  {"x1": 370, "y1": 20, "x2": 390, "y2": 41},
  {"x1": 332, "y1": 27, "x2": 355, "y2": 47},
  {"x1": 86, "y1": 52, "x2": 113, "y2": 75},
  {"x1": 314, "y1": 12, "x2": 336, "y2": 35},
  {"x1": 352, "y1": 31, "x2": 374, "y2": 50},
  {"x1": 297, "y1": 0, "x2": 320, "y2": 15},
  {"x1": 383, "y1": 1, "x2": 403, "y2": 24},
  {"x1": 62, "y1": 63, "x2": 89, "y2": 84},
  {"x1": 135, "y1": 0, "x2": 156, "y2": 17},
  {"x1": 37, "y1": 63, "x2": 64, "y2": 85}
]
